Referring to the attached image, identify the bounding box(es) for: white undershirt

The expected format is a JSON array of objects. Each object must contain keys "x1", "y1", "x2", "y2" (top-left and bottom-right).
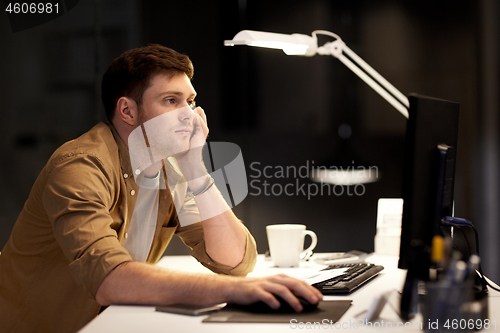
[{"x1": 123, "y1": 172, "x2": 160, "y2": 262}]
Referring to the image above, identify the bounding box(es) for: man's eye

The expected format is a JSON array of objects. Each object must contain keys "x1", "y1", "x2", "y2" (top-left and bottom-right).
[
  {"x1": 188, "y1": 101, "x2": 196, "y2": 110},
  {"x1": 165, "y1": 98, "x2": 176, "y2": 105}
]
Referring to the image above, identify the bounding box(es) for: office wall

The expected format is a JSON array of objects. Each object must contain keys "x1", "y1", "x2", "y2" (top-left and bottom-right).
[{"x1": 1, "y1": 0, "x2": 498, "y2": 281}]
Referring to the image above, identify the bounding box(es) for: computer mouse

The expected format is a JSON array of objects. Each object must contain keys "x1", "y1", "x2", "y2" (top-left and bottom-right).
[{"x1": 230, "y1": 296, "x2": 319, "y2": 314}]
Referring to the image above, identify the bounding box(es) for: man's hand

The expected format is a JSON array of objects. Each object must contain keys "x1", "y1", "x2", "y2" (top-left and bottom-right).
[
  {"x1": 175, "y1": 107, "x2": 209, "y2": 185},
  {"x1": 190, "y1": 106, "x2": 209, "y2": 150},
  {"x1": 225, "y1": 274, "x2": 324, "y2": 312}
]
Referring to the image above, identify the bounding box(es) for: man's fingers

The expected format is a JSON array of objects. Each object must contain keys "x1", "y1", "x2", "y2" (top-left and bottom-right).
[
  {"x1": 226, "y1": 274, "x2": 323, "y2": 313},
  {"x1": 193, "y1": 113, "x2": 209, "y2": 138},
  {"x1": 192, "y1": 106, "x2": 207, "y2": 129},
  {"x1": 195, "y1": 106, "x2": 207, "y2": 125},
  {"x1": 266, "y1": 275, "x2": 322, "y2": 304},
  {"x1": 257, "y1": 281, "x2": 300, "y2": 310},
  {"x1": 255, "y1": 275, "x2": 322, "y2": 312}
]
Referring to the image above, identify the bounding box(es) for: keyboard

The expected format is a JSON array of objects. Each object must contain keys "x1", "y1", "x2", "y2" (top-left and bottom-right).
[{"x1": 312, "y1": 263, "x2": 384, "y2": 295}]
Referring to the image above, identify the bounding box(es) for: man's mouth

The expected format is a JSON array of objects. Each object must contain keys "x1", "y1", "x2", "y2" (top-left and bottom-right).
[{"x1": 175, "y1": 128, "x2": 192, "y2": 135}]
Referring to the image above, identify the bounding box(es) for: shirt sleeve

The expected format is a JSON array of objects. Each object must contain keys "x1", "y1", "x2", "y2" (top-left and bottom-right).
[
  {"x1": 42, "y1": 153, "x2": 133, "y2": 298},
  {"x1": 175, "y1": 204, "x2": 257, "y2": 276}
]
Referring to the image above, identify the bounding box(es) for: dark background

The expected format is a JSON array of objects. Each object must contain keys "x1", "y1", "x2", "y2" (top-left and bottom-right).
[{"x1": 1, "y1": 0, "x2": 499, "y2": 282}]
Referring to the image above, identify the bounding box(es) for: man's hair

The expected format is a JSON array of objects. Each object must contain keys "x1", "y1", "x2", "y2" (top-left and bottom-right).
[{"x1": 101, "y1": 44, "x2": 194, "y2": 120}]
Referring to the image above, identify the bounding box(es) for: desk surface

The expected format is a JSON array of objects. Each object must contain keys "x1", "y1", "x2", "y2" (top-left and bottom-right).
[{"x1": 79, "y1": 254, "x2": 500, "y2": 332}]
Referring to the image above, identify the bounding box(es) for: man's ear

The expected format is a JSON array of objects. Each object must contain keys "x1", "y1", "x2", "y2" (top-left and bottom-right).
[{"x1": 116, "y1": 97, "x2": 139, "y2": 126}]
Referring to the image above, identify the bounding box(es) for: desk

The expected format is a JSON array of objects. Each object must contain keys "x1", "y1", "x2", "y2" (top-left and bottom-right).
[{"x1": 79, "y1": 254, "x2": 500, "y2": 332}]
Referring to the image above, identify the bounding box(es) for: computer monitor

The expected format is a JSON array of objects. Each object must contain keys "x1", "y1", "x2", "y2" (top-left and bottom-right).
[{"x1": 398, "y1": 93, "x2": 460, "y2": 319}]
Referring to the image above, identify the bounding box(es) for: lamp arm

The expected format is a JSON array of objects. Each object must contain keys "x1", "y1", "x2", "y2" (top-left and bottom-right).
[
  {"x1": 342, "y1": 44, "x2": 410, "y2": 109},
  {"x1": 316, "y1": 33, "x2": 409, "y2": 118},
  {"x1": 338, "y1": 52, "x2": 409, "y2": 118}
]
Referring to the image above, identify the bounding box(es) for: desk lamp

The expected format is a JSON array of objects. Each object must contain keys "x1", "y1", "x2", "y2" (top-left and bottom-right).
[{"x1": 224, "y1": 30, "x2": 409, "y2": 185}]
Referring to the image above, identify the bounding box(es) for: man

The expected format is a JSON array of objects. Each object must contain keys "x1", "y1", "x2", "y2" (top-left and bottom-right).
[{"x1": 0, "y1": 44, "x2": 322, "y2": 333}]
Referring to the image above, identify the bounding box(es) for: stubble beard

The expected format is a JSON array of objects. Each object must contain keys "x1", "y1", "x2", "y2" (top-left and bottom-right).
[{"x1": 137, "y1": 105, "x2": 192, "y2": 160}]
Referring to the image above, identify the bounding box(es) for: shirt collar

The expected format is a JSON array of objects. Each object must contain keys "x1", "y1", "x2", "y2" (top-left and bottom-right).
[{"x1": 107, "y1": 122, "x2": 134, "y2": 180}]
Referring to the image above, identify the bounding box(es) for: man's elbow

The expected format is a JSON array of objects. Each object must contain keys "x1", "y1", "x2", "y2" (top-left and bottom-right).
[
  {"x1": 95, "y1": 263, "x2": 127, "y2": 306},
  {"x1": 95, "y1": 282, "x2": 112, "y2": 306},
  {"x1": 227, "y1": 249, "x2": 257, "y2": 277}
]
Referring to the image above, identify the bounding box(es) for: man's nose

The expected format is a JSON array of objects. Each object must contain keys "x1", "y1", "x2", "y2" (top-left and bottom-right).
[{"x1": 178, "y1": 105, "x2": 195, "y2": 121}]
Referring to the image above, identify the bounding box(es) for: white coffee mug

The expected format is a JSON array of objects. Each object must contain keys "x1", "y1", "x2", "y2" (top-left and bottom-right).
[{"x1": 266, "y1": 224, "x2": 317, "y2": 267}]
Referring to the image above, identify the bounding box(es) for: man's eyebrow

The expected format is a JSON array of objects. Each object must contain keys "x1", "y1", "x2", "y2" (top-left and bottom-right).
[{"x1": 158, "y1": 91, "x2": 197, "y2": 98}]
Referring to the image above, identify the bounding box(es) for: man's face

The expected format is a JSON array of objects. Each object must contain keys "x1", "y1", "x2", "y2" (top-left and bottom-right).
[{"x1": 138, "y1": 72, "x2": 197, "y2": 158}]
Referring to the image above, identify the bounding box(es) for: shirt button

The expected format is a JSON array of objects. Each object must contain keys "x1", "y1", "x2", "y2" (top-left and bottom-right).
[
  {"x1": 130, "y1": 190, "x2": 136, "y2": 196},
  {"x1": 123, "y1": 173, "x2": 129, "y2": 179},
  {"x1": 135, "y1": 169, "x2": 141, "y2": 175}
]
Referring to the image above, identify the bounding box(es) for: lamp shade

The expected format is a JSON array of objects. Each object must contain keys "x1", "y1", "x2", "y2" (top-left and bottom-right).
[{"x1": 224, "y1": 30, "x2": 318, "y2": 56}]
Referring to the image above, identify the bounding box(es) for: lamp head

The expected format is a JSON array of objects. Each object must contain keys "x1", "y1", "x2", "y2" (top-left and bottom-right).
[{"x1": 224, "y1": 30, "x2": 318, "y2": 56}]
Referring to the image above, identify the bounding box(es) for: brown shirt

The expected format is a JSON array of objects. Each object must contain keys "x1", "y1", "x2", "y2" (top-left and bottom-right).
[{"x1": 0, "y1": 122, "x2": 257, "y2": 333}]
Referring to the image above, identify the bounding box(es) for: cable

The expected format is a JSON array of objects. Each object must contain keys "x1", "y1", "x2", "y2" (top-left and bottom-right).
[
  {"x1": 442, "y1": 216, "x2": 500, "y2": 292},
  {"x1": 479, "y1": 273, "x2": 500, "y2": 291},
  {"x1": 312, "y1": 30, "x2": 341, "y2": 41},
  {"x1": 441, "y1": 221, "x2": 473, "y2": 256}
]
